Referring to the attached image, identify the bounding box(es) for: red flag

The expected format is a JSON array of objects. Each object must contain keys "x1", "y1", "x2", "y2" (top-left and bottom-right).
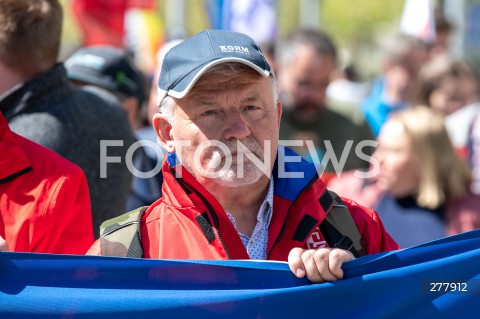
[
  {"x1": 71, "y1": 0, "x2": 129, "y2": 47},
  {"x1": 127, "y1": 0, "x2": 156, "y2": 10}
]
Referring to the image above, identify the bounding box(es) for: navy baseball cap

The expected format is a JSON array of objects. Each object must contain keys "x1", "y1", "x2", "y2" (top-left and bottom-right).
[
  {"x1": 158, "y1": 29, "x2": 273, "y2": 102},
  {"x1": 65, "y1": 45, "x2": 147, "y2": 104}
]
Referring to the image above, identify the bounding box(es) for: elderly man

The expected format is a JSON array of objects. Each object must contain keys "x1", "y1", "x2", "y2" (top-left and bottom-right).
[{"x1": 88, "y1": 30, "x2": 399, "y2": 283}]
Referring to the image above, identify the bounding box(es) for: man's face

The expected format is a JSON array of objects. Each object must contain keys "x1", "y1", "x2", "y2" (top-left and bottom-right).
[
  {"x1": 168, "y1": 69, "x2": 281, "y2": 187},
  {"x1": 278, "y1": 45, "x2": 335, "y2": 118}
]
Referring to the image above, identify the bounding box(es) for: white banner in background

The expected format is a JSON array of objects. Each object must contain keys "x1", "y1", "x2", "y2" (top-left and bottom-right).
[
  {"x1": 224, "y1": 0, "x2": 277, "y2": 44},
  {"x1": 400, "y1": 0, "x2": 436, "y2": 43}
]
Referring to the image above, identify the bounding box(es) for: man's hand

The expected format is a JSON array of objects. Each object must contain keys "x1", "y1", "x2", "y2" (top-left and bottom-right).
[
  {"x1": 0, "y1": 235, "x2": 9, "y2": 252},
  {"x1": 288, "y1": 248, "x2": 354, "y2": 283}
]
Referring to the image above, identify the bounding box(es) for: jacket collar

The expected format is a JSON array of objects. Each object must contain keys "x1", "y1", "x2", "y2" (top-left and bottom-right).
[
  {"x1": 272, "y1": 146, "x2": 320, "y2": 201},
  {"x1": 0, "y1": 64, "x2": 69, "y2": 119},
  {"x1": 161, "y1": 145, "x2": 321, "y2": 207},
  {"x1": 159, "y1": 146, "x2": 328, "y2": 260},
  {"x1": 0, "y1": 113, "x2": 32, "y2": 183}
]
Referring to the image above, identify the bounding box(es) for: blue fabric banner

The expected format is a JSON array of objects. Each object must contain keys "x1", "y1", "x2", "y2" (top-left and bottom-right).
[{"x1": 1, "y1": 229, "x2": 480, "y2": 318}]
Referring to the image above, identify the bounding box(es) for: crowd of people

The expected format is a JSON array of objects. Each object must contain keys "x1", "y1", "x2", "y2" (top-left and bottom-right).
[{"x1": 1, "y1": 0, "x2": 479, "y2": 283}]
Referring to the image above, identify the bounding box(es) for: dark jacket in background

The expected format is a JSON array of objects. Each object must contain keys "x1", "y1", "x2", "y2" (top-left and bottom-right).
[{"x1": 0, "y1": 63, "x2": 135, "y2": 238}]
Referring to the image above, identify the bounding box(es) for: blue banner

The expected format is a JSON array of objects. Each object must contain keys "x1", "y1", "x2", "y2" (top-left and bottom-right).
[{"x1": 1, "y1": 229, "x2": 480, "y2": 318}]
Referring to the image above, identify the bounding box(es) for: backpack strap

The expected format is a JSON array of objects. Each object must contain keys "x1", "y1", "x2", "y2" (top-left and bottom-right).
[
  {"x1": 319, "y1": 190, "x2": 366, "y2": 258},
  {"x1": 99, "y1": 206, "x2": 148, "y2": 258}
]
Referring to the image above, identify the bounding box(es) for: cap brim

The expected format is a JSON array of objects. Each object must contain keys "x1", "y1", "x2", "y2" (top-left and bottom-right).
[{"x1": 163, "y1": 57, "x2": 271, "y2": 99}]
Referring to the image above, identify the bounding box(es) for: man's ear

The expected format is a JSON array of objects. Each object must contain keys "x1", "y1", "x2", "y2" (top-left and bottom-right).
[{"x1": 152, "y1": 113, "x2": 175, "y2": 153}]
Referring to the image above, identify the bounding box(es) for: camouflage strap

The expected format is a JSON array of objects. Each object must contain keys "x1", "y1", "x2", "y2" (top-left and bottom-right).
[
  {"x1": 99, "y1": 206, "x2": 148, "y2": 258},
  {"x1": 320, "y1": 190, "x2": 366, "y2": 258}
]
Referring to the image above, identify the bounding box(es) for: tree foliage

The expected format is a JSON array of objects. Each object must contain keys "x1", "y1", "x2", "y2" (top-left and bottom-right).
[{"x1": 321, "y1": 0, "x2": 405, "y2": 45}]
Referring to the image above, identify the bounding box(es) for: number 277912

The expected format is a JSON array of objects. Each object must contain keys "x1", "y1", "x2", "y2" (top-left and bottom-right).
[{"x1": 429, "y1": 282, "x2": 467, "y2": 292}]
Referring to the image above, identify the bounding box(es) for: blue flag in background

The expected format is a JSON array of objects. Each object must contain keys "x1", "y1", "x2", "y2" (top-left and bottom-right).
[
  {"x1": 205, "y1": 0, "x2": 277, "y2": 43},
  {"x1": 1, "y1": 229, "x2": 480, "y2": 318}
]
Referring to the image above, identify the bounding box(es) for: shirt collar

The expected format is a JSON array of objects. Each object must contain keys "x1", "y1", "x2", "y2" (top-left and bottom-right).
[
  {"x1": 258, "y1": 175, "x2": 274, "y2": 226},
  {"x1": 226, "y1": 176, "x2": 274, "y2": 228}
]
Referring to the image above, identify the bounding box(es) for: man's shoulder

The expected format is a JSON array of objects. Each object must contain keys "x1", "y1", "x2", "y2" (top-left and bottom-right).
[
  {"x1": 100, "y1": 199, "x2": 165, "y2": 236},
  {"x1": 15, "y1": 132, "x2": 85, "y2": 178},
  {"x1": 326, "y1": 99, "x2": 368, "y2": 126},
  {"x1": 97, "y1": 200, "x2": 179, "y2": 258},
  {"x1": 97, "y1": 206, "x2": 148, "y2": 258},
  {"x1": 338, "y1": 195, "x2": 401, "y2": 253},
  {"x1": 76, "y1": 86, "x2": 135, "y2": 140},
  {"x1": 320, "y1": 107, "x2": 374, "y2": 140},
  {"x1": 322, "y1": 106, "x2": 366, "y2": 128},
  {"x1": 1, "y1": 120, "x2": 78, "y2": 185},
  {"x1": 7, "y1": 112, "x2": 67, "y2": 151},
  {"x1": 100, "y1": 207, "x2": 147, "y2": 235},
  {"x1": 77, "y1": 85, "x2": 123, "y2": 111}
]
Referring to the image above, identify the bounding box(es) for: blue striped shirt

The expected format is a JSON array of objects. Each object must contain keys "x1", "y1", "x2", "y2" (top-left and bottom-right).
[{"x1": 226, "y1": 177, "x2": 274, "y2": 260}]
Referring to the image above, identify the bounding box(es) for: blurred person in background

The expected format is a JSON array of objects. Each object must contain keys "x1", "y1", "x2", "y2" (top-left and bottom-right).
[
  {"x1": 361, "y1": 34, "x2": 429, "y2": 137},
  {"x1": 328, "y1": 107, "x2": 480, "y2": 247},
  {"x1": 259, "y1": 40, "x2": 278, "y2": 75},
  {"x1": 66, "y1": 45, "x2": 162, "y2": 212},
  {"x1": 0, "y1": 0, "x2": 135, "y2": 238},
  {"x1": 410, "y1": 54, "x2": 479, "y2": 161},
  {"x1": 66, "y1": 45, "x2": 147, "y2": 130},
  {"x1": 0, "y1": 112, "x2": 93, "y2": 253},
  {"x1": 429, "y1": 8, "x2": 454, "y2": 58},
  {"x1": 275, "y1": 28, "x2": 374, "y2": 182},
  {"x1": 326, "y1": 64, "x2": 370, "y2": 107},
  {"x1": 326, "y1": 63, "x2": 370, "y2": 122},
  {"x1": 138, "y1": 40, "x2": 184, "y2": 170}
]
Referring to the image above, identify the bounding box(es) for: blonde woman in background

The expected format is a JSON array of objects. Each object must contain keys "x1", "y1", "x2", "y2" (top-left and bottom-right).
[{"x1": 328, "y1": 107, "x2": 480, "y2": 247}]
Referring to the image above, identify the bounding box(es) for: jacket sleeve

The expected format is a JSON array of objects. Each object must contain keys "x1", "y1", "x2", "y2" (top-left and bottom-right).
[
  {"x1": 8, "y1": 114, "x2": 65, "y2": 152},
  {"x1": 33, "y1": 166, "x2": 95, "y2": 254},
  {"x1": 341, "y1": 196, "x2": 401, "y2": 253}
]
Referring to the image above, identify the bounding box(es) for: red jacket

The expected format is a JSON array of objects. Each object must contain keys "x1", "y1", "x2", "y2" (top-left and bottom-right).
[
  {"x1": 88, "y1": 148, "x2": 399, "y2": 259},
  {"x1": 0, "y1": 113, "x2": 94, "y2": 253}
]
